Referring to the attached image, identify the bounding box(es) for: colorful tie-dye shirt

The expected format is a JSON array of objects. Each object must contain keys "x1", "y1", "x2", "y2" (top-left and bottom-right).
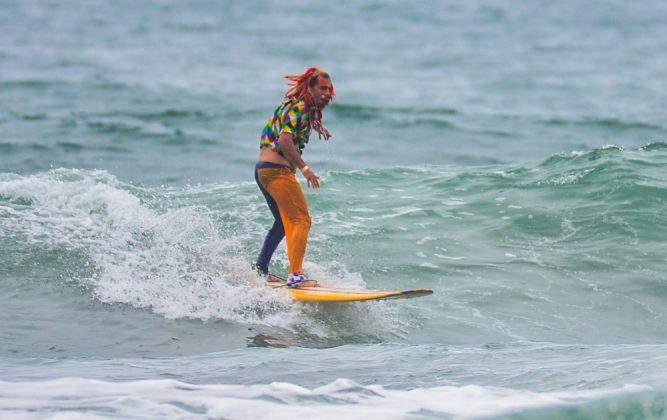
[{"x1": 260, "y1": 100, "x2": 311, "y2": 158}]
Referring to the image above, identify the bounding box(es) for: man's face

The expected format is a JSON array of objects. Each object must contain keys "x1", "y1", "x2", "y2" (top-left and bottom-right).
[{"x1": 309, "y1": 78, "x2": 333, "y2": 108}]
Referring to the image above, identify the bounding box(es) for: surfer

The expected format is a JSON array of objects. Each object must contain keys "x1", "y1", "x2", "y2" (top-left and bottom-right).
[{"x1": 253, "y1": 67, "x2": 335, "y2": 288}]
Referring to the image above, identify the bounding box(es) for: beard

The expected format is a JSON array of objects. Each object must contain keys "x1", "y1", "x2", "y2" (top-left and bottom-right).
[{"x1": 312, "y1": 93, "x2": 332, "y2": 110}]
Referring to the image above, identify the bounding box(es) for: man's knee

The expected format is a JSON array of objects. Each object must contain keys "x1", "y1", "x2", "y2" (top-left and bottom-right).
[{"x1": 294, "y1": 214, "x2": 312, "y2": 230}]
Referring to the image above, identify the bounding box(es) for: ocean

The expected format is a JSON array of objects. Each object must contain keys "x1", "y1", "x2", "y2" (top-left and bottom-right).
[{"x1": 2, "y1": 0, "x2": 667, "y2": 418}]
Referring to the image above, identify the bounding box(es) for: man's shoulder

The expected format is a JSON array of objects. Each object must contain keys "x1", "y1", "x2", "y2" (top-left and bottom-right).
[{"x1": 280, "y1": 99, "x2": 306, "y2": 114}]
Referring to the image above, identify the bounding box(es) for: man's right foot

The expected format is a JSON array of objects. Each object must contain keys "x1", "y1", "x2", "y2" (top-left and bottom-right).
[
  {"x1": 266, "y1": 274, "x2": 283, "y2": 283},
  {"x1": 252, "y1": 263, "x2": 279, "y2": 283}
]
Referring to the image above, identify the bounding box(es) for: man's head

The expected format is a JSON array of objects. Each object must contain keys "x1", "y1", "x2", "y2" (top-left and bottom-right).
[
  {"x1": 284, "y1": 67, "x2": 335, "y2": 140},
  {"x1": 307, "y1": 71, "x2": 334, "y2": 109},
  {"x1": 284, "y1": 67, "x2": 335, "y2": 109}
]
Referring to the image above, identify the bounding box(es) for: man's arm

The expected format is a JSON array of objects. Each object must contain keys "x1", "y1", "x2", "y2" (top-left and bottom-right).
[{"x1": 277, "y1": 132, "x2": 320, "y2": 189}]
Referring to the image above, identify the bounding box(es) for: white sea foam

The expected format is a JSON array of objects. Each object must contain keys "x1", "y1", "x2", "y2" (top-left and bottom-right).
[
  {"x1": 0, "y1": 378, "x2": 651, "y2": 419},
  {"x1": 420, "y1": 262, "x2": 439, "y2": 268},
  {"x1": 416, "y1": 236, "x2": 437, "y2": 245},
  {"x1": 0, "y1": 169, "x2": 407, "y2": 339}
]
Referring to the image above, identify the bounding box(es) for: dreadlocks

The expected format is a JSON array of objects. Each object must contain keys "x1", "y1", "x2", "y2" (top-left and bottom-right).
[{"x1": 284, "y1": 67, "x2": 335, "y2": 140}]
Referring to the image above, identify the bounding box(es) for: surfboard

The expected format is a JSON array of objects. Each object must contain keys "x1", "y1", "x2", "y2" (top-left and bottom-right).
[{"x1": 266, "y1": 275, "x2": 433, "y2": 302}]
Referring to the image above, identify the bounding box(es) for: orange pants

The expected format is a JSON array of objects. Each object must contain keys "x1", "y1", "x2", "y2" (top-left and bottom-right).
[{"x1": 257, "y1": 167, "x2": 311, "y2": 274}]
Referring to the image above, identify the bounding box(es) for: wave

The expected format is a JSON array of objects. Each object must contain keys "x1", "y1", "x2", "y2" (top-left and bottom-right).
[
  {"x1": 2, "y1": 143, "x2": 667, "y2": 345},
  {"x1": 330, "y1": 103, "x2": 460, "y2": 129},
  {"x1": 317, "y1": 145, "x2": 667, "y2": 342},
  {"x1": 0, "y1": 169, "x2": 408, "y2": 343},
  {"x1": 0, "y1": 142, "x2": 50, "y2": 152},
  {"x1": 329, "y1": 105, "x2": 666, "y2": 140},
  {"x1": 0, "y1": 141, "x2": 131, "y2": 154},
  {"x1": 641, "y1": 141, "x2": 667, "y2": 151},
  {"x1": 133, "y1": 109, "x2": 211, "y2": 121},
  {"x1": 80, "y1": 117, "x2": 216, "y2": 145},
  {"x1": 0, "y1": 377, "x2": 655, "y2": 419},
  {"x1": 326, "y1": 142, "x2": 667, "y2": 193},
  {"x1": 0, "y1": 79, "x2": 73, "y2": 89},
  {"x1": 542, "y1": 116, "x2": 666, "y2": 132}
]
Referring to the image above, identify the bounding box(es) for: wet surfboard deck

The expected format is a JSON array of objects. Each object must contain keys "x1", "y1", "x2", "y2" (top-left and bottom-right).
[{"x1": 266, "y1": 276, "x2": 433, "y2": 302}]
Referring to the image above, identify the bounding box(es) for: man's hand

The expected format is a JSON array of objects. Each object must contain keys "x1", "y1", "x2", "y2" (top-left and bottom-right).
[
  {"x1": 302, "y1": 167, "x2": 320, "y2": 189},
  {"x1": 277, "y1": 132, "x2": 321, "y2": 188}
]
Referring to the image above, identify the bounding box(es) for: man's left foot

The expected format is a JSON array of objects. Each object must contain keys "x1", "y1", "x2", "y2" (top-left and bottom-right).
[
  {"x1": 286, "y1": 273, "x2": 319, "y2": 288},
  {"x1": 294, "y1": 279, "x2": 319, "y2": 288}
]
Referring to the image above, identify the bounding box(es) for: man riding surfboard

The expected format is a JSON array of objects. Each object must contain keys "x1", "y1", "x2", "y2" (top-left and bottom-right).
[{"x1": 253, "y1": 67, "x2": 335, "y2": 288}]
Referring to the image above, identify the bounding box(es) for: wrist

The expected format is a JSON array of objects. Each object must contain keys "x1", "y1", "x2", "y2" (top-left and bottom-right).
[{"x1": 300, "y1": 165, "x2": 310, "y2": 174}]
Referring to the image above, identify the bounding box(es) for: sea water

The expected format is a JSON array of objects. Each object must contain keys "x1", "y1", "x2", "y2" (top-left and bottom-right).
[{"x1": 2, "y1": 1, "x2": 667, "y2": 418}]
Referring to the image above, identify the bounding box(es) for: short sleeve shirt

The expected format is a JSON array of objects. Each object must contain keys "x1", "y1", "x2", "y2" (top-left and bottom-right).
[{"x1": 260, "y1": 100, "x2": 311, "y2": 157}]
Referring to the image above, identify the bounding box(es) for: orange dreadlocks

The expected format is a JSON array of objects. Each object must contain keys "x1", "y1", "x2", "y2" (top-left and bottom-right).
[{"x1": 284, "y1": 67, "x2": 335, "y2": 140}]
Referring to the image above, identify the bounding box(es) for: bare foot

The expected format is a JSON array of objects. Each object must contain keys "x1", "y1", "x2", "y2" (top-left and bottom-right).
[{"x1": 266, "y1": 274, "x2": 283, "y2": 284}]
